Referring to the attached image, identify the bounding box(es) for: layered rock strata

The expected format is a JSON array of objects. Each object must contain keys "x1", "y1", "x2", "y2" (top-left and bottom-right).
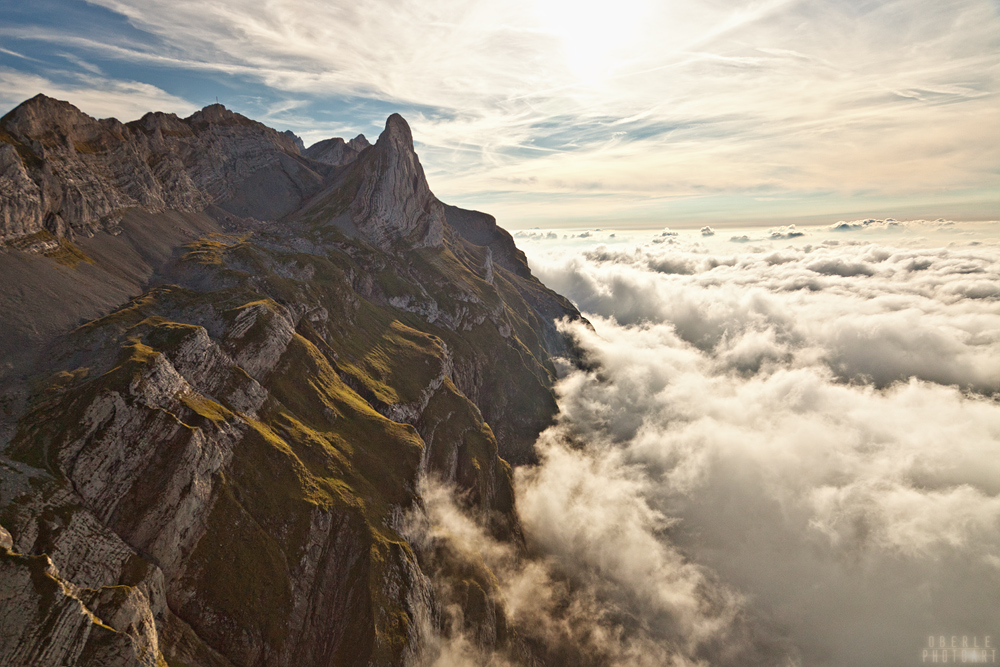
[{"x1": 304, "y1": 134, "x2": 371, "y2": 166}]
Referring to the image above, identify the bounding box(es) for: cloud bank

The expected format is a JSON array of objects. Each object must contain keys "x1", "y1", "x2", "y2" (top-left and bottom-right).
[{"x1": 410, "y1": 224, "x2": 1000, "y2": 665}]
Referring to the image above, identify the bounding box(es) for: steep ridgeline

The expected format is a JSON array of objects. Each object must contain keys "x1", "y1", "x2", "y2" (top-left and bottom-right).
[
  {"x1": 0, "y1": 97, "x2": 582, "y2": 667},
  {"x1": 0, "y1": 95, "x2": 321, "y2": 241}
]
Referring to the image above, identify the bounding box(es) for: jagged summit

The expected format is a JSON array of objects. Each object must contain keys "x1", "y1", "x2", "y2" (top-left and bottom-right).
[
  {"x1": 188, "y1": 102, "x2": 232, "y2": 121},
  {"x1": 2, "y1": 93, "x2": 73, "y2": 121},
  {"x1": 185, "y1": 102, "x2": 262, "y2": 130},
  {"x1": 303, "y1": 133, "x2": 369, "y2": 166},
  {"x1": 282, "y1": 129, "x2": 306, "y2": 152},
  {"x1": 0, "y1": 95, "x2": 447, "y2": 247},
  {"x1": 3, "y1": 93, "x2": 87, "y2": 122},
  {"x1": 380, "y1": 112, "x2": 413, "y2": 146},
  {"x1": 334, "y1": 112, "x2": 445, "y2": 249},
  {"x1": 1, "y1": 94, "x2": 121, "y2": 145}
]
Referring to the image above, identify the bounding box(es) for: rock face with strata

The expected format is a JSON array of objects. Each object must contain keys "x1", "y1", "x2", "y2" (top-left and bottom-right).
[
  {"x1": 343, "y1": 114, "x2": 446, "y2": 249},
  {"x1": 0, "y1": 95, "x2": 322, "y2": 242},
  {"x1": 304, "y1": 134, "x2": 370, "y2": 166},
  {"x1": 0, "y1": 95, "x2": 583, "y2": 667}
]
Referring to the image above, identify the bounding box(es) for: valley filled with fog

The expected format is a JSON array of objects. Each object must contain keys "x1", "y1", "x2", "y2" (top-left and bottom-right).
[{"x1": 416, "y1": 219, "x2": 1000, "y2": 666}]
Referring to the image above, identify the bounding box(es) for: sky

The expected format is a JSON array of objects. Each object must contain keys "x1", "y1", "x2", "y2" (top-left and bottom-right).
[{"x1": 0, "y1": 0, "x2": 998, "y2": 228}]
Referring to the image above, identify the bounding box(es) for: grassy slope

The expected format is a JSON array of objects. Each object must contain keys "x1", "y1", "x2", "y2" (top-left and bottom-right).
[{"x1": 5, "y1": 212, "x2": 562, "y2": 665}]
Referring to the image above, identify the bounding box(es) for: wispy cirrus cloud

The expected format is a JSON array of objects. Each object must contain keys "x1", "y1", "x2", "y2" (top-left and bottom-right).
[
  {"x1": 0, "y1": 68, "x2": 196, "y2": 120},
  {"x1": 1, "y1": 0, "x2": 998, "y2": 224}
]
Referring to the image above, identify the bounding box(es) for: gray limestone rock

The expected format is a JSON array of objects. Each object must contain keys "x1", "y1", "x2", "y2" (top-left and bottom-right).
[
  {"x1": 303, "y1": 134, "x2": 370, "y2": 166},
  {"x1": 0, "y1": 550, "x2": 162, "y2": 667},
  {"x1": 347, "y1": 114, "x2": 446, "y2": 250},
  {"x1": 0, "y1": 96, "x2": 326, "y2": 243}
]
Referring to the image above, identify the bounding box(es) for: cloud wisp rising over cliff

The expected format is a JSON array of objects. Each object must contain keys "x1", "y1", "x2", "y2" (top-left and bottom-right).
[
  {"x1": 2, "y1": 0, "x2": 998, "y2": 224},
  {"x1": 415, "y1": 223, "x2": 1000, "y2": 665}
]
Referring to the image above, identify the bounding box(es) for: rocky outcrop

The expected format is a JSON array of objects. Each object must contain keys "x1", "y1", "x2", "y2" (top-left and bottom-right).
[
  {"x1": 0, "y1": 96, "x2": 326, "y2": 242},
  {"x1": 444, "y1": 203, "x2": 582, "y2": 361},
  {"x1": 0, "y1": 549, "x2": 161, "y2": 667},
  {"x1": 343, "y1": 115, "x2": 446, "y2": 250},
  {"x1": 304, "y1": 134, "x2": 370, "y2": 166},
  {"x1": 282, "y1": 131, "x2": 306, "y2": 152},
  {"x1": 0, "y1": 143, "x2": 44, "y2": 240}
]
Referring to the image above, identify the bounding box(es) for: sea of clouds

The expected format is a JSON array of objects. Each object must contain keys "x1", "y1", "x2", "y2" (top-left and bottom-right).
[{"x1": 412, "y1": 220, "x2": 1000, "y2": 666}]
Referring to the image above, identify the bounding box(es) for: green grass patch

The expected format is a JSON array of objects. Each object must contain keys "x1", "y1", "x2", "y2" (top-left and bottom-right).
[{"x1": 44, "y1": 238, "x2": 95, "y2": 268}]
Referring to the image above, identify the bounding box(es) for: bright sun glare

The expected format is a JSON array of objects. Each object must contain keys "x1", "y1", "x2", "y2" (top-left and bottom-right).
[{"x1": 533, "y1": 0, "x2": 651, "y2": 80}]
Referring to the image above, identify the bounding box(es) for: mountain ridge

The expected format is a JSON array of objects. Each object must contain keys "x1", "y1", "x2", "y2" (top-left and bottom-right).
[{"x1": 0, "y1": 95, "x2": 583, "y2": 667}]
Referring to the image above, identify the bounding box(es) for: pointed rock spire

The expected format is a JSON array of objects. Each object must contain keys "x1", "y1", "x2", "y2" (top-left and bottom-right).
[{"x1": 348, "y1": 114, "x2": 444, "y2": 249}]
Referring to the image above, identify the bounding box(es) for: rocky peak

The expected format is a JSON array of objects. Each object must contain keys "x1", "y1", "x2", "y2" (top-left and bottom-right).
[
  {"x1": 347, "y1": 113, "x2": 445, "y2": 249},
  {"x1": 302, "y1": 133, "x2": 370, "y2": 167},
  {"x1": 130, "y1": 111, "x2": 192, "y2": 138},
  {"x1": 282, "y1": 130, "x2": 305, "y2": 152},
  {"x1": 2, "y1": 94, "x2": 88, "y2": 130},
  {"x1": 380, "y1": 113, "x2": 413, "y2": 148},
  {"x1": 1, "y1": 94, "x2": 120, "y2": 146},
  {"x1": 186, "y1": 103, "x2": 244, "y2": 127},
  {"x1": 348, "y1": 134, "x2": 370, "y2": 151},
  {"x1": 187, "y1": 104, "x2": 304, "y2": 157}
]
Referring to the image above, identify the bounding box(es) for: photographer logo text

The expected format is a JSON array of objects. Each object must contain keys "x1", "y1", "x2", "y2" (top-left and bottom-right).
[{"x1": 923, "y1": 636, "x2": 995, "y2": 663}]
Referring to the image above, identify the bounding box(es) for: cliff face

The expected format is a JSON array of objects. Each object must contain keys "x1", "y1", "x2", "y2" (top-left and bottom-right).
[
  {"x1": 0, "y1": 97, "x2": 581, "y2": 666},
  {"x1": 304, "y1": 134, "x2": 371, "y2": 167},
  {"x1": 0, "y1": 95, "x2": 322, "y2": 242},
  {"x1": 295, "y1": 113, "x2": 446, "y2": 251}
]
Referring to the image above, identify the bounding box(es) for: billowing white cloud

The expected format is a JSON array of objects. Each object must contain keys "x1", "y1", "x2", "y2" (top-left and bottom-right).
[
  {"x1": 503, "y1": 225, "x2": 1000, "y2": 664},
  {"x1": 405, "y1": 471, "x2": 777, "y2": 667},
  {"x1": 404, "y1": 224, "x2": 1000, "y2": 664},
  {"x1": 768, "y1": 224, "x2": 804, "y2": 239},
  {"x1": 514, "y1": 230, "x2": 559, "y2": 240}
]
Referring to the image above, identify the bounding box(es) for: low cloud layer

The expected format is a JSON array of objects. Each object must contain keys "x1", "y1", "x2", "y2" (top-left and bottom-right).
[
  {"x1": 412, "y1": 225, "x2": 1000, "y2": 666},
  {"x1": 530, "y1": 229, "x2": 1000, "y2": 391},
  {"x1": 519, "y1": 227, "x2": 1000, "y2": 665}
]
